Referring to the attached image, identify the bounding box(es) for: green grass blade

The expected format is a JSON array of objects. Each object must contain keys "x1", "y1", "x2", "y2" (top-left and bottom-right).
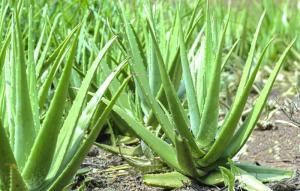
[
  {"x1": 165, "y1": 13, "x2": 179, "y2": 68},
  {"x1": 237, "y1": 9, "x2": 248, "y2": 57},
  {"x1": 129, "y1": 24, "x2": 150, "y2": 114}
]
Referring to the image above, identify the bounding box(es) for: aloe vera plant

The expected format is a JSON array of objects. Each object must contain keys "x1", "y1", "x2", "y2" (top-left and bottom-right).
[
  {"x1": 104, "y1": 1, "x2": 296, "y2": 190},
  {"x1": 0, "y1": 4, "x2": 128, "y2": 191},
  {"x1": 96, "y1": 0, "x2": 204, "y2": 154}
]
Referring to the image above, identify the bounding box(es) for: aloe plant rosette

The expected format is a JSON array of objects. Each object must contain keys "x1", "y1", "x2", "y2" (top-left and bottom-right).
[{"x1": 107, "y1": 1, "x2": 296, "y2": 190}]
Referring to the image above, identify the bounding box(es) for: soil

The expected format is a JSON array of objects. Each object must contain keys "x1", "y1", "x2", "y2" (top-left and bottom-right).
[
  {"x1": 72, "y1": 147, "x2": 222, "y2": 191},
  {"x1": 72, "y1": 90, "x2": 300, "y2": 191}
]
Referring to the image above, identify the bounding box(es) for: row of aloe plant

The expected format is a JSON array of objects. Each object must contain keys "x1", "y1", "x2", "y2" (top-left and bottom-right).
[{"x1": 0, "y1": 0, "x2": 298, "y2": 190}]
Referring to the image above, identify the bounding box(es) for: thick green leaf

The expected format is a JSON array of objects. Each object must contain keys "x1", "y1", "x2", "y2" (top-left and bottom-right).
[
  {"x1": 35, "y1": 14, "x2": 61, "y2": 77},
  {"x1": 65, "y1": 60, "x2": 128, "y2": 158},
  {"x1": 33, "y1": 6, "x2": 48, "y2": 64},
  {"x1": 147, "y1": 18, "x2": 204, "y2": 157},
  {"x1": 108, "y1": 101, "x2": 181, "y2": 171},
  {"x1": 120, "y1": 2, "x2": 175, "y2": 143},
  {"x1": 48, "y1": 76, "x2": 129, "y2": 191},
  {"x1": 185, "y1": 0, "x2": 202, "y2": 42},
  {"x1": 235, "y1": 12, "x2": 266, "y2": 100},
  {"x1": 197, "y1": 15, "x2": 229, "y2": 147},
  {"x1": 0, "y1": 4, "x2": 8, "y2": 41},
  {"x1": 177, "y1": 10, "x2": 201, "y2": 135},
  {"x1": 100, "y1": 58, "x2": 132, "y2": 110},
  {"x1": 175, "y1": 135, "x2": 206, "y2": 177},
  {"x1": 220, "y1": 167, "x2": 235, "y2": 191},
  {"x1": 236, "y1": 163, "x2": 294, "y2": 182},
  {"x1": 49, "y1": 36, "x2": 117, "y2": 177},
  {"x1": 231, "y1": 166, "x2": 272, "y2": 191},
  {"x1": 122, "y1": 156, "x2": 163, "y2": 173},
  {"x1": 0, "y1": 34, "x2": 10, "y2": 72},
  {"x1": 22, "y1": 27, "x2": 80, "y2": 189},
  {"x1": 221, "y1": 39, "x2": 239, "y2": 71},
  {"x1": 12, "y1": 11, "x2": 36, "y2": 169},
  {"x1": 9, "y1": 167, "x2": 27, "y2": 191},
  {"x1": 0, "y1": 121, "x2": 26, "y2": 191},
  {"x1": 37, "y1": 24, "x2": 80, "y2": 78},
  {"x1": 224, "y1": 39, "x2": 296, "y2": 158},
  {"x1": 200, "y1": 170, "x2": 224, "y2": 185},
  {"x1": 198, "y1": 13, "x2": 268, "y2": 166},
  {"x1": 145, "y1": 5, "x2": 202, "y2": 127},
  {"x1": 145, "y1": 3, "x2": 161, "y2": 97},
  {"x1": 95, "y1": 143, "x2": 143, "y2": 156},
  {"x1": 38, "y1": 24, "x2": 81, "y2": 108},
  {"x1": 197, "y1": 1, "x2": 214, "y2": 120},
  {"x1": 27, "y1": 4, "x2": 40, "y2": 133},
  {"x1": 143, "y1": 171, "x2": 191, "y2": 188}
]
